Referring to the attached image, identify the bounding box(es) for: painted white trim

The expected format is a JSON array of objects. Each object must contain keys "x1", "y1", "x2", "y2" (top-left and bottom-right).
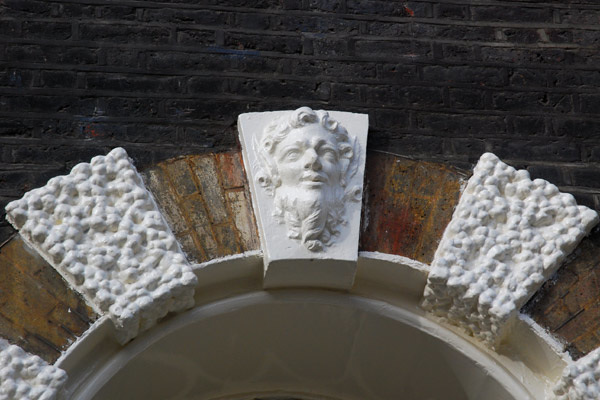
[{"x1": 55, "y1": 251, "x2": 566, "y2": 400}]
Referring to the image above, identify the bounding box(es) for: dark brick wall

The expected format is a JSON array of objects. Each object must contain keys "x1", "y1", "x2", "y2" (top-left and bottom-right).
[{"x1": 2, "y1": 0, "x2": 600, "y2": 244}]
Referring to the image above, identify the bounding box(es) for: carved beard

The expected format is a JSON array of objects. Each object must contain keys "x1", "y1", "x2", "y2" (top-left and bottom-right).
[{"x1": 273, "y1": 186, "x2": 345, "y2": 252}]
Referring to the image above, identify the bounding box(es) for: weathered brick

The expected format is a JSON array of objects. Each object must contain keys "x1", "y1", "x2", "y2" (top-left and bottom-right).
[
  {"x1": 142, "y1": 8, "x2": 231, "y2": 25},
  {"x1": 226, "y1": 190, "x2": 259, "y2": 251},
  {"x1": 216, "y1": 152, "x2": 246, "y2": 189},
  {"x1": 191, "y1": 155, "x2": 229, "y2": 224},
  {"x1": 142, "y1": 167, "x2": 189, "y2": 234},
  {"x1": 22, "y1": 21, "x2": 71, "y2": 40},
  {"x1": 471, "y1": 6, "x2": 552, "y2": 23},
  {"x1": 449, "y1": 88, "x2": 485, "y2": 110},
  {"x1": 224, "y1": 32, "x2": 302, "y2": 54},
  {"x1": 0, "y1": 69, "x2": 34, "y2": 88},
  {"x1": 80, "y1": 24, "x2": 171, "y2": 44},
  {"x1": 0, "y1": 237, "x2": 97, "y2": 363},
  {"x1": 493, "y1": 92, "x2": 572, "y2": 113},
  {"x1": 509, "y1": 68, "x2": 548, "y2": 87},
  {"x1": 355, "y1": 39, "x2": 431, "y2": 60},
  {"x1": 40, "y1": 70, "x2": 77, "y2": 88},
  {"x1": 176, "y1": 233, "x2": 205, "y2": 263},
  {"x1": 434, "y1": 3, "x2": 468, "y2": 20},
  {"x1": 181, "y1": 195, "x2": 220, "y2": 257},
  {"x1": 360, "y1": 151, "x2": 466, "y2": 263},
  {"x1": 1, "y1": 0, "x2": 51, "y2": 17},
  {"x1": 416, "y1": 112, "x2": 505, "y2": 136},
  {"x1": 347, "y1": 0, "x2": 422, "y2": 17},
  {"x1": 163, "y1": 158, "x2": 198, "y2": 197},
  {"x1": 213, "y1": 224, "x2": 240, "y2": 255},
  {"x1": 177, "y1": 29, "x2": 215, "y2": 45},
  {"x1": 500, "y1": 28, "x2": 541, "y2": 44},
  {"x1": 580, "y1": 94, "x2": 600, "y2": 114},
  {"x1": 422, "y1": 66, "x2": 504, "y2": 87},
  {"x1": 272, "y1": 14, "x2": 360, "y2": 34},
  {"x1": 97, "y1": 5, "x2": 136, "y2": 20},
  {"x1": 559, "y1": 9, "x2": 600, "y2": 25}
]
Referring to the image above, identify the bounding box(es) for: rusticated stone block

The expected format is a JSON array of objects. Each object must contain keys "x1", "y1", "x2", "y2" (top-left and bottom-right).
[
  {"x1": 0, "y1": 236, "x2": 97, "y2": 363},
  {"x1": 141, "y1": 151, "x2": 260, "y2": 263},
  {"x1": 359, "y1": 151, "x2": 467, "y2": 264},
  {"x1": 423, "y1": 153, "x2": 598, "y2": 346},
  {"x1": 5, "y1": 148, "x2": 197, "y2": 344},
  {"x1": 0, "y1": 338, "x2": 67, "y2": 399}
]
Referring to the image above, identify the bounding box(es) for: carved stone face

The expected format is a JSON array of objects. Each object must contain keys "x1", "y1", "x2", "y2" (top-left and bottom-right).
[
  {"x1": 273, "y1": 124, "x2": 342, "y2": 193},
  {"x1": 253, "y1": 107, "x2": 361, "y2": 252}
]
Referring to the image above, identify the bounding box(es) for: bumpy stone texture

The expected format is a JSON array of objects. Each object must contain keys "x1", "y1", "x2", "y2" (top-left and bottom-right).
[
  {"x1": 0, "y1": 338, "x2": 66, "y2": 400},
  {"x1": 554, "y1": 348, "x2": 600, "y2": 400},
  {"x1": 423, "y1": 153, "x2": 598, "y2": 346},
  {"x1": 5, "y1": 148, "x2": 197, "y2": 344}
]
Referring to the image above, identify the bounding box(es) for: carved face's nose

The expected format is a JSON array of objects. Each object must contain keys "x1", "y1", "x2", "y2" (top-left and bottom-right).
[{"x1": 303, "y1": 149, "x2": 322, "y2": 171}]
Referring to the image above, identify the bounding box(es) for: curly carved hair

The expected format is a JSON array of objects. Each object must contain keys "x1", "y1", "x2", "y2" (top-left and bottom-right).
[{"x1": 255, "y1": 107, "x2": 354, "y2": 193}]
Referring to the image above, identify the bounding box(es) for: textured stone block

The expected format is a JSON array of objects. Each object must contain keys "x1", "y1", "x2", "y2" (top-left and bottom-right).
[
  {"x1": 5, "y1": 148, "x2": 197, "y2": 344},
  {"x1": 0, "y1": 338, "x2": 67, "y2": 400},
  {"x1": 554, "y1": 348, "x2": 600, "y2": 400},
  {"x1": 423, "y1": 153, "x2": 598, "y2": 346}
]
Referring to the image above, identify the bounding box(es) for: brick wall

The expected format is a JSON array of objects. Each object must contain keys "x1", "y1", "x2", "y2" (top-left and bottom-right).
[{"x1": 2, "y1": 0, "x2": 600, "y2": 244}]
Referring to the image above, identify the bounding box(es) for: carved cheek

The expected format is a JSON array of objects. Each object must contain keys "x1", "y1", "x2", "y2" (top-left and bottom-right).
[{"x1": 278, "y1": 160, "x2": 303, "y2": 185}]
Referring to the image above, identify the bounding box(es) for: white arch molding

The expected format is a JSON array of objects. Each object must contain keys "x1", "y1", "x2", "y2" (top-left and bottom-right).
[
  {"x1": 3, "y1": 108, "x2": 599, "y2": 399},
  {"x1": 55, "y1": 252, "x2": 559, "y2": 400}
]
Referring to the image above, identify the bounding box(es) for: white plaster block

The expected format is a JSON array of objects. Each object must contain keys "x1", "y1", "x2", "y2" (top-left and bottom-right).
[
  {"x1": 554, "y1": 348, "x2": 600, "y2": 400},
  {"x1": 0, "y1": 339, "x2": 66, "y2": 400},
  {"x1": 423, "y1": 153, "x2": 598, "y2": 345},
  {"x1": 238, "y1": 107, "x2": 368, "y2": 289},
  {"x1": 5, "y1": 148, "x2": 197, "y2": 344}
]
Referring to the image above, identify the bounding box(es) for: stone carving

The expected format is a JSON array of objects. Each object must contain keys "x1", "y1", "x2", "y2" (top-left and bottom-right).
[
  {"x1": 0, "y1": 338, "x2": 67, "y2": 400},
  {"x1": 422, "y1": 153, "x2": 598, "y2": 346},
  {"x1": 253, "y1": 107, "x2": 361, "y2": 252},
  {"x1": 5, "y1": 148, "x2": 197, "y2": 344},
  {"x1": 554, "y1": 348, "x2": 600, "y2": 400}
]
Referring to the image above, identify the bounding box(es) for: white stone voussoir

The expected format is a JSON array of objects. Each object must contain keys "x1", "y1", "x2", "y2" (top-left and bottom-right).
[
  {"x1": 0, "y1": 339, "x2": 67, "y2": 400},
  {"x1": 5, "y1": 148, "x2": 197, "y2": 344},
  {"x1": 554, "y1": 348, "x2": 600, "y2": 400},
  {"x1": 422, "y1": 153, "x2": 598, "y2": 346}
]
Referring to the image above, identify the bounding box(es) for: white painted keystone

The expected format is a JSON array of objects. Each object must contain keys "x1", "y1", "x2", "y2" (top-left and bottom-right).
[
  {"x1": 238, "y1": 107, "x2": 368, "y2": 289},
  {"x1": 423, "y1": 153, "x2": 598, "y2": 346},
  {"x1": 5, "y1": 148, "x2": 197, "y2": 344},
  {"x1": 0, "y1": 338, "x2": 67, "y2": 400}
]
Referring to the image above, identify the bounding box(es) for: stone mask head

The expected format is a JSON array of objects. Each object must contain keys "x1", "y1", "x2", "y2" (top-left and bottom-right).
[{"x1": 255, "y1": 107, "x2": 360, "y2": 251}]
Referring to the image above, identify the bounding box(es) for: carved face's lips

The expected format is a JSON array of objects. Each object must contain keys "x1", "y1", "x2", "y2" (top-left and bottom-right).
[{"x1": 300, "y1": 173, "x2": 328, "y2": 187}]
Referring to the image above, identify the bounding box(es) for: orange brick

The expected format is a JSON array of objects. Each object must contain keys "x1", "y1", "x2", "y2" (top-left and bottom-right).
[
  {"x1": 216, "y1": 151, "x2": 246, "y2": 189},
  {"x1": 359, "y1": 151, "x2": 466, "y2": 263}
]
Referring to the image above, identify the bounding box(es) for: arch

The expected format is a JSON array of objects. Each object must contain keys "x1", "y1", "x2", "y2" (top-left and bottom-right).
[{"x1": 0, "y1": 146, "x2": 596, "y2": 399}]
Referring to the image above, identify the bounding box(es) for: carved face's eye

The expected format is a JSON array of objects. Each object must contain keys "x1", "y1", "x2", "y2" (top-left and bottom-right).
[
  {"x1": 283, "y1": 149, "x2": 300, "y2": 162},
  {"x1": 320, "y1": 147, "x2": 337, "y2": 162}
]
